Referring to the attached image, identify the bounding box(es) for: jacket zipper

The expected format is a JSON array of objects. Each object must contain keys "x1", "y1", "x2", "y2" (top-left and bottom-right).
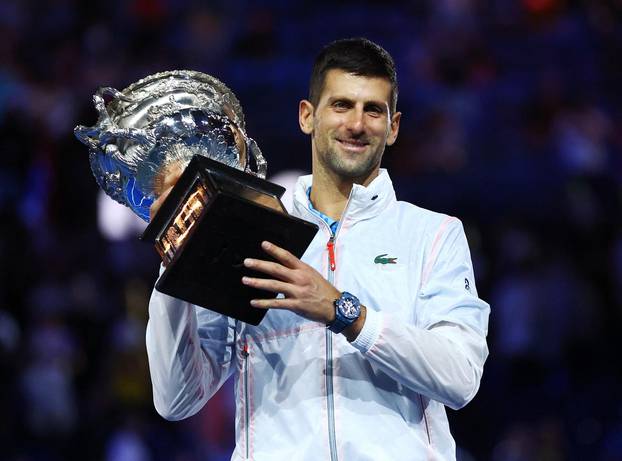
[
  {"x1": 309, "y1": 193, "x2": 353, "y2": 461},
  {"x1": 326, "y1": 234, "x2": 338, "y2": 461},
  {"x1": 327, "y1": 238, "x2": 336, "y2": 271},
  {"x1": 242, "y1": 343, "x2": 250, "y2": 459}
]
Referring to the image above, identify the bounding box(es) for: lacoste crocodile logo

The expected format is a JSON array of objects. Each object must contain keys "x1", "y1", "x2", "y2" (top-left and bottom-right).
[{"x1": 374, "y1": 254, "x2": 397, "y2": 265}]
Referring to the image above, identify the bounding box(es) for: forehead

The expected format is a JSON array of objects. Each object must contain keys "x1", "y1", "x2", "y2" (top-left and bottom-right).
[{"x1": 319, "y1": 69, "x2": 392, "y2": 106}]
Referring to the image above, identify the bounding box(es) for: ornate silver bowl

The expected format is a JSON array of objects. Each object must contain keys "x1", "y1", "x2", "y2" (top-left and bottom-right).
[{"x1": 75, "y1": 70, "x2": 267, "y2": 221}]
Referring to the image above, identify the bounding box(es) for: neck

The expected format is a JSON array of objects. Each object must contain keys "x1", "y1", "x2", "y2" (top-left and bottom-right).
[{"x1": 309, "y1": 165, "x2": 379, "y2": 221}]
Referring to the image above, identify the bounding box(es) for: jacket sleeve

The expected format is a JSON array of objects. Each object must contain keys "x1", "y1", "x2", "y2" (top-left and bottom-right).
[
  {"x1": 145, "y1": 280, "x2": 237, "y2": 420},
  {"x1": 351, "y1": 218, "x2": 490, "y2": 410}
]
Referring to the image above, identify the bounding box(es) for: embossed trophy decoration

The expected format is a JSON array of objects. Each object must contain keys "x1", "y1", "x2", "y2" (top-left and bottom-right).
[{"x1": 75, "y1": 70, "x2": 318, "y2": 325}]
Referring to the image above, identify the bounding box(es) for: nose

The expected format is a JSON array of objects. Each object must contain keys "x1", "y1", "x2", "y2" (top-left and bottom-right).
[{"x1": 345, "y1": 108, "x2": 365, "y2": 135}]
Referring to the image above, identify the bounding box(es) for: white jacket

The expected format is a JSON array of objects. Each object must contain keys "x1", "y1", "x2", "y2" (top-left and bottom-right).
[{"x1": 146, "y1": 169, "x2": 490, "y2": 461}]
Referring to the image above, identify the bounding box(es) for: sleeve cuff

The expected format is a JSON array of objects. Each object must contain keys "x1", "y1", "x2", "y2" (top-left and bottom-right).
[{"x1": 350, "y1": 307, "x2": 383, "y2": 354}]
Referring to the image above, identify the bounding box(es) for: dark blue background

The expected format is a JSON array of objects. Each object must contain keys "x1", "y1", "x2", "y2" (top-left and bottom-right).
[{"x1": 1, "y1": 0, "x2": 621, "y2": 459}]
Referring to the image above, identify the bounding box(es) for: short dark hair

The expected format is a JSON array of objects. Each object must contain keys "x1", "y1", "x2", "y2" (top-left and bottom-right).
[{"x1": 308, "y1": 37, "x2": 398, "y2": 114}]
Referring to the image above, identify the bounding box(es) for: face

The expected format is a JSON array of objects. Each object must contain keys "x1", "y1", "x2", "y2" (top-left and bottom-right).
[{"x1": 299, "y1": 69, "x2": 401, "y2": 184}]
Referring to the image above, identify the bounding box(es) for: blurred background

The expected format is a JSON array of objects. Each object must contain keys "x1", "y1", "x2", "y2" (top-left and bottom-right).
[{"x1": 1, "y1": 0, "x2": 621, "y2": 460}]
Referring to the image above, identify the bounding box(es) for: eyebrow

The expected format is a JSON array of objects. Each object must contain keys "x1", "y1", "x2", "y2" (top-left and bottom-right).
[{"x1": 327, "y1": 96, "x2": 389, "y2": 110}]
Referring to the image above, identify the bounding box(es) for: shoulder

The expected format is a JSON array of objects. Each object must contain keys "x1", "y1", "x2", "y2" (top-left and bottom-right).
[{"x1": 392, "y1": 200, "x2": 462, "y2": 236}]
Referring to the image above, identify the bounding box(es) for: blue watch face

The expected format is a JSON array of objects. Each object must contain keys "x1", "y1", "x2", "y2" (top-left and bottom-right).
[
  {"x1": 339, "y1": 294, "x2": 360, "y2": 319},
  {"x1": 341, "y1": 299, "x2": 358, "y2": 318}
]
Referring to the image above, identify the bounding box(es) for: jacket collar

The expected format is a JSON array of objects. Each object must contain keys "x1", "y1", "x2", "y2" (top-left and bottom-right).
[{"x1": 292, "y1": 169, "x2": 396, "y2": 225}]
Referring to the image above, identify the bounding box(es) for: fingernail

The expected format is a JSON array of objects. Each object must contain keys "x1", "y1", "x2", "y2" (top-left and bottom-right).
[
  {"x1": 244, "y1": 258, "x2": 252, "y2": 267},
  {"x1": 250, "y1": 299, "x2": 259, "y2": 307},
  {"x1": 262, "y1": 241, "x2": 270, "y2": 249},
  {"x1": 242, "y1": 277, "x2": 250, "y2": 284}
]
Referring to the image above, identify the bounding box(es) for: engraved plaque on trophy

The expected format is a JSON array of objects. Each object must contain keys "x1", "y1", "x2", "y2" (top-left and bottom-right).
[{"x1": 75, "y1": 70, "x2": 318, "y2": 325}]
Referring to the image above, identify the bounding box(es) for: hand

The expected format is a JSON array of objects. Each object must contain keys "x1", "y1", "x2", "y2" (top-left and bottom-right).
[
  {"x1": 149, "y1": 162, "x2": 184, "y2": 221},
  {"x1": 241, "y1": 241, "x2": 340, "y2": 324}
]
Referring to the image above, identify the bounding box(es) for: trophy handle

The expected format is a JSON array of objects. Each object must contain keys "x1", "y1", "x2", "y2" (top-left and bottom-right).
[
  {"x1": 75, "y1": 86, "x2": 156, "y2": 169},
  {"x1": 247, "y1": 137, "x2": 267, "y2": 179}
]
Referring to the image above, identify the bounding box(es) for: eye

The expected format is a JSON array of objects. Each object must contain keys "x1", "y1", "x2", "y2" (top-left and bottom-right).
[
  {"x1": 365, "y1": 104, "x2": 384, "y2": 117},
  {"x1": 332, "y1": 100, "x2": 351, "y2": 111}
]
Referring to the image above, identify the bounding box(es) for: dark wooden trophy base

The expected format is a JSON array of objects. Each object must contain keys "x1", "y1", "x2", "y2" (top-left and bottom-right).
[{"x1": 141, "y1": 155, "x2": 318, "y2": 325}]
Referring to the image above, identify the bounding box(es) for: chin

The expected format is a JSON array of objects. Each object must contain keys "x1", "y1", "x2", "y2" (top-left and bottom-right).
[{"x1": 335, "y1": 165, "x2": 374, "y2": 180}]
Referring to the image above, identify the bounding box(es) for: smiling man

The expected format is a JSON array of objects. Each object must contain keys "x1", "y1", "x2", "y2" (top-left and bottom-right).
[{"x1": 146, "y1": 38, "x2": 490, "y2": 460}]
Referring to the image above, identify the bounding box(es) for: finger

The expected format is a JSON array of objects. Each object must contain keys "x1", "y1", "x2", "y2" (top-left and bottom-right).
[
  {"x1": 249, "y1": 298, "x2": 298, "y2": 310},
  {"x1": 261, "y1": 241, "x2": 302, "y2": 269},
  {"x1": 150, "y1": 186, "x2": 173, "y2": 220},
  {"x1": 243, "y1": 258, "x2": 295, "y2": 282},
  {"x1": 242, "y1": 277, "x2": 293, "y2": 296},
  {"x1": 163, "y1": 167, "x2": 183, "y2": 190},
  {"x1": 155, "y1": 162, "x2": 184, "y2": 194}
]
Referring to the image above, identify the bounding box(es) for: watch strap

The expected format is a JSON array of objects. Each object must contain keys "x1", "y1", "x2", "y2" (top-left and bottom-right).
[{"x1": 327, "y1": 314, "x2": 351, "y2": 334}]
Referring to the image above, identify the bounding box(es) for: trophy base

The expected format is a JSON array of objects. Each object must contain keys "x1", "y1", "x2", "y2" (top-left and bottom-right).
[{"x1": 141, "y1": 155, "x2": 318, "y2": 325}]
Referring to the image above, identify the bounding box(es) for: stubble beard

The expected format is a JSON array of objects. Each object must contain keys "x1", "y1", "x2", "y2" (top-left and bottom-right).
[
  {"x1": 315, "y1": 133, "x2": 385, "y2": 181},
  {"x1": 323, "y1": 146, "x2": 382, "y2": 180}
]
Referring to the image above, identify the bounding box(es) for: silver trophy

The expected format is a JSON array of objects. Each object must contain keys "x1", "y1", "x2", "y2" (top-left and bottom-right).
[
  {"x1": 74, "y1": 70, "x2": 267, "y2": 221},
  {"x1": 74, "y1": 70, "x2": 317, "y2": 325}
]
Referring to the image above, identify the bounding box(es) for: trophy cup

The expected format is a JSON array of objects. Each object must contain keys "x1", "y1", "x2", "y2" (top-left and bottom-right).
[{"x1": 75, "y1": 70, "x2": 318, "y2": 325}]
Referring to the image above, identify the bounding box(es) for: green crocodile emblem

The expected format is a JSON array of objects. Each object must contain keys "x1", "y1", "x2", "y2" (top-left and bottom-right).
[{"x1": 374, "y1": 253, "x2": 397, "y2": 265}]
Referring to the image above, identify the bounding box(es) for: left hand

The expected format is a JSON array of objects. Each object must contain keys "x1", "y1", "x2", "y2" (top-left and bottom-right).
[
  {"x1": 150, "y1": 162, "x2": 184, "y2": 221},
  {"x1": 242, "y1": 241, "x2": 340, "y2": 324}
]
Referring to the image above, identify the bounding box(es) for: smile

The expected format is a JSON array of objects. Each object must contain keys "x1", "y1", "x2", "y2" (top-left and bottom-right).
[{"x1": 337, "y1": 138, "x2": 369, "y2": 152}]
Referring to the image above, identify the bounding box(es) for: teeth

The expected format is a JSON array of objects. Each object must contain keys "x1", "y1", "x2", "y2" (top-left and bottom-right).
[{"x1": 340, "y1": 140, "x2": 366, "y2": 146}]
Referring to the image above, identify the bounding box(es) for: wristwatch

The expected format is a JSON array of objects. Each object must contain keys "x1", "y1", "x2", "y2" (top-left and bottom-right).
[{"x1": 327, "y1": 291, "x2": 361, "y2": 334}]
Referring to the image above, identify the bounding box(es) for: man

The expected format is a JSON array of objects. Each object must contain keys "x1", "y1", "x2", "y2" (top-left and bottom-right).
[{"x1": 146, "y1": 38, "x2": 490, "y2": 460}]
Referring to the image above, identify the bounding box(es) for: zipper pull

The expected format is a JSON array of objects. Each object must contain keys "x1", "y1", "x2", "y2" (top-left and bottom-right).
[
  {"x1": 327, "y1": 238, "x2": 336, "y2": 271},
  {"x1": 242, "y1": 343, "x2": 249, "y2": 358}
]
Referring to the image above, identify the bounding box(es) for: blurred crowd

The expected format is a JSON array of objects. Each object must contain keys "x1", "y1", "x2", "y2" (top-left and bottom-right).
[{"x1": 1, "y1": 0, "x2": 621, "y2": 460}]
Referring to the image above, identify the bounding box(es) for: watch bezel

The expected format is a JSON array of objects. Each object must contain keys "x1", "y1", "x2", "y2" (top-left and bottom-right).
[
  {"x1": 339, "y1": 293, "x2": 360, "y2": 319},
  {"x1": 327, "y1": 291, "x2": 361, "y2": 334}
]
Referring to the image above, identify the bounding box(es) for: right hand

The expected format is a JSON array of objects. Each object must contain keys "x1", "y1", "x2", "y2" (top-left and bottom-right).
[{"x1": 149, "y1": 163, "x2": 184, "y2": 221}]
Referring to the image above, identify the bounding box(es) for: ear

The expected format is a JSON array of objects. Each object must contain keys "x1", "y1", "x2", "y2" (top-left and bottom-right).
[
  {"x1": 386, "y1": 111, "x2": 401, "y2": 146},
  {"x1": 299, "y1": 100, "x2": 315, "y2": 135}
]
